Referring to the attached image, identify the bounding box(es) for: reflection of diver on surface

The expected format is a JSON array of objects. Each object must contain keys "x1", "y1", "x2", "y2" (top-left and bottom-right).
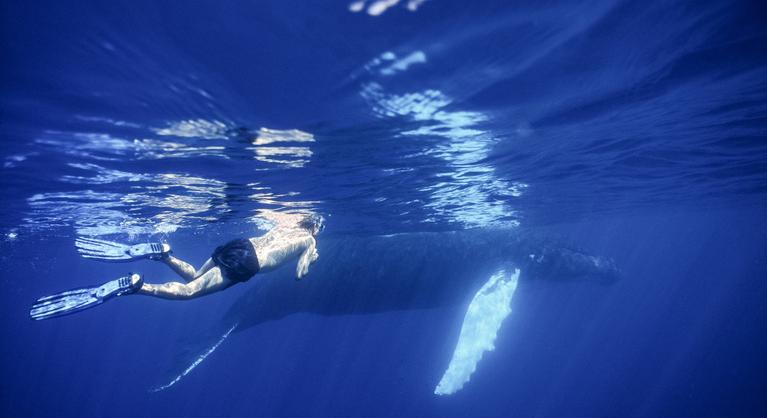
[{"x1": 30, "y1": 212, "x2": 325, "y2": 320}]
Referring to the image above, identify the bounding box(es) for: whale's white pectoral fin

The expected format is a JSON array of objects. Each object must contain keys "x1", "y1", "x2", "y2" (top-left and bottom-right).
[{"x1": 434, "y1": 268, "x2": 520, "y2": 396}]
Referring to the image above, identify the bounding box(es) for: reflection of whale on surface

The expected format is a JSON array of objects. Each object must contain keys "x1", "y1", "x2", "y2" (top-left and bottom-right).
[{"x1": 154, "y1": 228, "x2": 619, "y2": 393}]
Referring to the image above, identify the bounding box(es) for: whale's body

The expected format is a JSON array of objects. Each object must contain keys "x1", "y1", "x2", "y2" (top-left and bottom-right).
[
  {"x1": 156, "y1": 228, "x2": 619, "y2": 393},
  {"x1": 225, "y1": 229, "x2": 617, "y2": 327}
]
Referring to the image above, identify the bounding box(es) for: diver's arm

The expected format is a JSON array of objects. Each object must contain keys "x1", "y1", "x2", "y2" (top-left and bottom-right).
[
  {"x1": 138, "y1": 268, "x2": 232, "y2": 300},
  {"x1": 295, "y1": 237, "x2": 317, "y2": 280}
]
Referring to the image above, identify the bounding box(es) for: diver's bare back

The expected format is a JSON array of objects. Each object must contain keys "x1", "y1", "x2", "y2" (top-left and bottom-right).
[{"x1": 251, "y1": 223, "x2": 315, "y2": 274}]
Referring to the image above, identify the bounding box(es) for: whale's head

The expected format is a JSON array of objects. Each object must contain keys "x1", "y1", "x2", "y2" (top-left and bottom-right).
[{"x1": 524, "y1": 246, "x2": 621, "y2": 284}]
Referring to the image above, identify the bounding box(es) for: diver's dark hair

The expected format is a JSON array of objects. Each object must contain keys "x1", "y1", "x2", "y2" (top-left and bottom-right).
[{"x1": 298, "y1": 214, "x2": 325, "y2": 234}]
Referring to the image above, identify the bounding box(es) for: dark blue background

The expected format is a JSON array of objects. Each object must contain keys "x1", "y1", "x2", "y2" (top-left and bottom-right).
[{"x1": 1, "y1": 0, "x2": 766, "y2": 417}]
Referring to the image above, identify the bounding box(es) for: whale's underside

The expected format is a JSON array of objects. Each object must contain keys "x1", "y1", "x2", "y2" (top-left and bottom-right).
[{"x1": 154, "y1": 228, "x2": 619, "y2": 393}]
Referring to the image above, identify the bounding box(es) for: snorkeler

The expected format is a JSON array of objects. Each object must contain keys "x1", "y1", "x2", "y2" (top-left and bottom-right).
[{"x1": 30, "y1": 211, "x2": 324, "y2": 320}]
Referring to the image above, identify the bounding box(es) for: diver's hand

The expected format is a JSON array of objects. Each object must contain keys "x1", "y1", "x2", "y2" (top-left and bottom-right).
[
  {"x1": 310, "y1": 248, "x2": 319, "y2": 263},
  {"x1": 296, "y1": 260, "x2": 309, "y2": 280}
]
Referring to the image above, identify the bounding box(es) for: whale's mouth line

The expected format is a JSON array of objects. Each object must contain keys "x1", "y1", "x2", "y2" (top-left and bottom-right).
[{"x1": 150, "y1": 322, "x2": 239, "y2": 393}]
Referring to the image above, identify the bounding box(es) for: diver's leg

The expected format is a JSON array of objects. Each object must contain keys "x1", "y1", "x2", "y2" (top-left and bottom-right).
[
  {"x1": 159, "y1": 255, "x2": 199, "y2": 282},
  {"x1": 159, "y1": 255, "x2": 217, "y2": 283},
  {"x1": 195, "y1": 258, "x2": 216, "y2": 277},
  {"x1": 138, "y1": 267, "x2": 232, "y2": 300}
]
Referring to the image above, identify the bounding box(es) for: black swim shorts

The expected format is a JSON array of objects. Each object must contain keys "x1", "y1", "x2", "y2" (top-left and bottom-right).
[{"x1": 211, "y1": 238, "x2": 260, "y2": 283}]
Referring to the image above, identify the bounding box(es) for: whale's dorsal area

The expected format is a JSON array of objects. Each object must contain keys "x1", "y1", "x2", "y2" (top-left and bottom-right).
[{"x1": 154, "y1": 228, "x2": 619, "y2": 392}]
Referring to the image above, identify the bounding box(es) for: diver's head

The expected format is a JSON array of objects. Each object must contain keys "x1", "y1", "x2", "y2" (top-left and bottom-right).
[{"x1": 299, "y1": 214, "x2": 325, "y2": 236}]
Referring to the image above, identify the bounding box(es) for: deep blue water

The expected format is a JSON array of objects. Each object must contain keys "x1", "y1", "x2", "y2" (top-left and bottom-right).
[{"x1": 1, "y1": 0, "x2": 766, "y2": 417}]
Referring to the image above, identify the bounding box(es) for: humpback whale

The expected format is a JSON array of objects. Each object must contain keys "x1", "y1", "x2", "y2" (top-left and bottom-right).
[{"x1": 154, "y1": 228, "x2": 619, "y2": 394}]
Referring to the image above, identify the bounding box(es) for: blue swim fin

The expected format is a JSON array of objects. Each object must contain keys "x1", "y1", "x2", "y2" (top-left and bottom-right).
[
  {"x1": 75, "y1": 238, "x2": 170, "y2": 262},
  {"x1": 30, "y1": 273, "x2": 143, "y2": 320}
]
